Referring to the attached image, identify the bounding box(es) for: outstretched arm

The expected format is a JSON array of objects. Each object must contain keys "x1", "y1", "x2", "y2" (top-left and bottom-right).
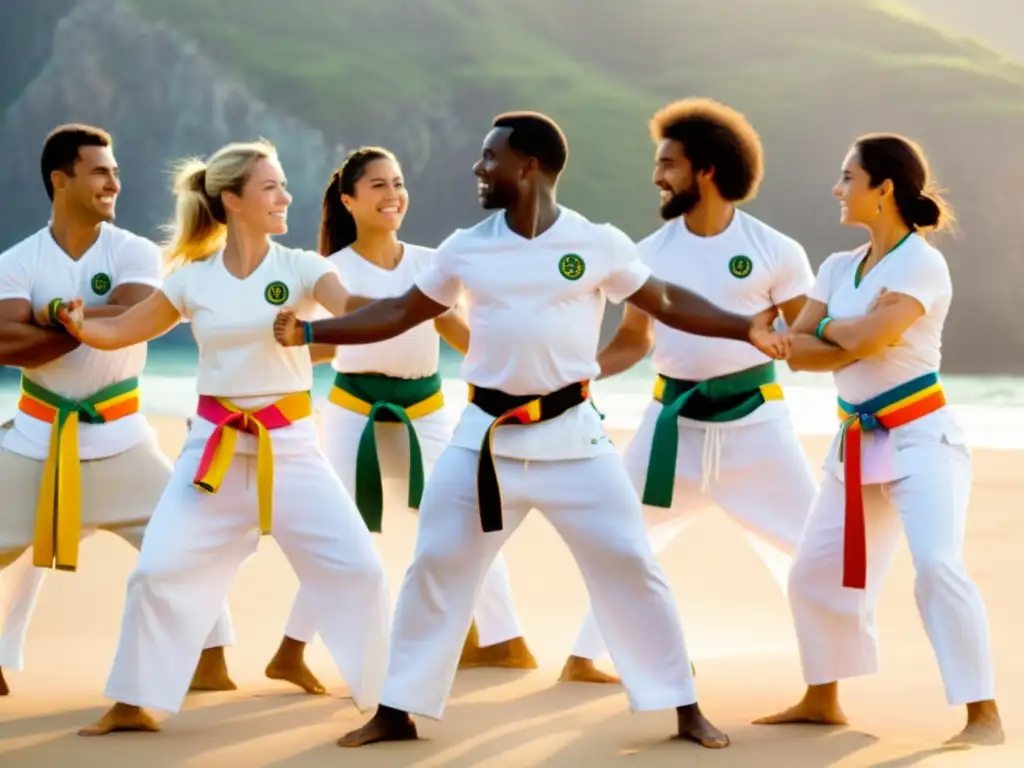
[
  {"x1": 434, "y1": 303, "x2": 470, "y2": 355},
  {"x1": 308, "y1": 272, "x2": 376, "y2": 363},
  {"x1": 59, "y1": 290, "x2": 182, "y2": 350},
  {"x1": 276, "y1": 286, "x2": 449, "y2": 347},
  {"x1": 0, "y1": 299, "x2": 80, "y2": 367},
  {"x1": 626, "y1": 276, "x2": 789, "y2": 359},
  {"x1": 81, "y1": 283, "x2": 160, "y2": 319},
  {"x1": 597, "y1": 304, "x2": 654, "y2": 379}
]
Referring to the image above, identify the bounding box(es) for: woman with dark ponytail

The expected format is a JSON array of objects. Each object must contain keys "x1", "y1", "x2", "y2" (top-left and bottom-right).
[
  {"x1": 757, "y1": 134, "x2": 1003, "y2": 745},
  {"x1": 264, "y1": 147, "x2": 536, "y2": 695}
]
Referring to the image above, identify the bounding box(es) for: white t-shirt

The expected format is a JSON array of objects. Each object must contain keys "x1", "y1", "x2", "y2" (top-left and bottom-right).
[
  {"x1": 414, "y1": 206, "x2": 651, "y2": 460},
  {"x1": 809, "y1": 233, "x2": 952, "y2": 404},
  {"x1": 161, "y1": 241, "x2": 337, "y2": 408},
  {"x1": 0, "y1": 224, "x2": 162, "y2": 460},
  {"x1": 327, "y1": 243, "x2": 440, "y2": 379},
  {"x1": 644, "y1": 210, "x2": 814, "y2": 380}
]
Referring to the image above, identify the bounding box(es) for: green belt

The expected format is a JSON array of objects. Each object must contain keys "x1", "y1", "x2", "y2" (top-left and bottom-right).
[
  {"x1": 328, "y1": 371, "x2": 444, "y2": 533},
  {"x1": 19, "y1": 375, "x2": 141, "y2": 571},
  {"x1": 643, "y1": 362, "x2": 782, "y2": 507}
]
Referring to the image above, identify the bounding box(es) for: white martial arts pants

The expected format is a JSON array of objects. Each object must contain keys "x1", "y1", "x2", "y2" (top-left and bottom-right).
[
  {"x1": 571, "y1": 406, "x2": 817, "y2": 660},
  {"x1": 0, "y1": 433, "x2": 235, "y2": 673},
  {"x1": 102, "y1": 419, "x2": 390, "y2": 714},
  {"x1": 282, "y1": 404, "x2": 523, "y2": 649},
  {"x1": 0, "y1": 528, "x2": 235, "y2": 672},
  {"x1": 380, "y1": 445, "x2": 696, "y2": 719},
  {"x1": 787, "y1": 417, "x2": 996, "y2": 706}
]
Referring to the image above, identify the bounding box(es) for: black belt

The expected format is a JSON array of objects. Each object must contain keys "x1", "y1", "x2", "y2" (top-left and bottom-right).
[{"x1": 469, "y1": 381, "x2": 590, "y2": 532}]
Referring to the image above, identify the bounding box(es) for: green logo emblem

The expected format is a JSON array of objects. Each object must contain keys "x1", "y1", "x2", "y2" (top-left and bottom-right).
[
  {"x1": 558, "y1": 253, "x2": 585, "y2": 281},
  {"x1": 728, "y1": 255, "x2": 753, "y2": 279},
  {"x1": 264, "y1": 281, "x2": 289, "y2": 305},
  {"x1": 90, "y1": 272, "x2": 112, "y2": 296}
]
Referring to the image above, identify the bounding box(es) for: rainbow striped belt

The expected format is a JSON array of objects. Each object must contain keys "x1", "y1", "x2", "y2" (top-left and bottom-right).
[
  {"x1": 644, "y1": 362, "x2": 783, "y2": 507},
  {"x1": 469, "y1": 381, "x2": 590, "y2": 533},
  {"x1": 192, "y1": 391, "x2": 312, "y2": 535},
  {"x1": 837, "y1": 371, "x2": 946, "y2": 589},
  {"x1": 328, "y1": 371, "x2": 444, "y2": 533},
  {"x1": 18, "y1": 375, "x2": 141, "y2": 571}
]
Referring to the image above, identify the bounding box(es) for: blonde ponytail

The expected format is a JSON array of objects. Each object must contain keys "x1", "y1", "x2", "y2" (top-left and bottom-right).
[{"x1": 162, "y1": 139, "x2": 278, "y2": 270}]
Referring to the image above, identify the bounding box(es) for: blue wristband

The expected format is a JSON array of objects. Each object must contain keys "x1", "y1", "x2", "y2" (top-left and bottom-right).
[
  {"x1": 815, "y1": 316, "x2": 833, "y2": 340},
  {"x1": 302, "y1": 321, "x2": 314, "y2": 345}
]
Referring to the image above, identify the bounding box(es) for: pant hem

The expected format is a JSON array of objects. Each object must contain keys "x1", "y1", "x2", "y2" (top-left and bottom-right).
[
  {"x1": 380, "y1": 695, "x2": 444, "y2": 721},
  {"x1": 102, "y1": 690, "x2": 179, "y2": 715}
]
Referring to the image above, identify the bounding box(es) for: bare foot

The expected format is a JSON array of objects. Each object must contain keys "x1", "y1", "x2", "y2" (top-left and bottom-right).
[
  {"x1": 189, "y1": 646, "x2": 237, "y2": 692},
  {"x1": 0, "y1": 667, "x2": 8, "y2": 696},
  {"x1": 265, "y1": 637, "x2": 326, "y2": 695},
  {"x1": 559, "y1": 655, "x2": 620, "y2": 684},
  {"x1": 458, "y1": 623, "x2": 538, "y2": 669},
  {"x1": 337, "y1": 705, "x2": 418, "y2": 747},
  {"x1": 945, "y1": 700, "x2": 1004, "y2": 746},
  {"x1": 78, "y1": 703, "x2": 160, "y2": 736},
  {"x1": 753, "y1": 685, "x2": 848, "y2": 726},
  {"x1": 676, "y1": 703, "x2": 730, "y2": 748}
]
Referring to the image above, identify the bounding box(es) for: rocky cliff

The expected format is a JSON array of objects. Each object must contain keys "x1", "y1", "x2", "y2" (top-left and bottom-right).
[
  {"x1": 0, "y1": 0, "x2": 346, "y2": 250},
  {"x1": 3, "y1": 0, "x2": 1024, "y2": 371}
]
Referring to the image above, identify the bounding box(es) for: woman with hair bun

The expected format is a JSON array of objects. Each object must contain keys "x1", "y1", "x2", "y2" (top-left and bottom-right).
[
  {"x1": 58, "y1": 139, "x2": 390, "y2": 736},
  {"x1": 264, "y1": 148, "x2": 535, "y2": 694},
  {"x1": 756, "y1": 134, "x2": 1003, "y2": 745}
]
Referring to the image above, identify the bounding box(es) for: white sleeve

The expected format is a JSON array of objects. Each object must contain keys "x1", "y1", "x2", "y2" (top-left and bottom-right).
[
  {"x1": 301, "y1": 302, "x2": 332, "y2": 322},
  {"x1": 882, "y1": 244, "x2": 952, "y2": 314},
  {"x1": 601, "y1": 226, "x2": 653, "y2": 305},
  {"x1": 292, "y1": 249, "x2": 339, "y2": 299},
  {"x1": 116, "y1": 236, "x2": 163, "y2": 289},
  {"x1": 807, "y1": 253, "x2": 841, "y2": 305},
  {"x1": 770, "y1": 237, "x2": 816, "y2": 305},
  {"x1": 160, "y1": 266, "x2": 190, "y2": 318},
  {"x1": 0, "y1": 248, "x2": 33, "y2": 302},
  {"x1": 414, "y1": 234, "x2": 464, "y2": 308}
]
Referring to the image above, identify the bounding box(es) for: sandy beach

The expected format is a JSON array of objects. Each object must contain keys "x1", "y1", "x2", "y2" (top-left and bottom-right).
[{"x1": 0, "y1": 414, "x2": 1020, "y2": 767}]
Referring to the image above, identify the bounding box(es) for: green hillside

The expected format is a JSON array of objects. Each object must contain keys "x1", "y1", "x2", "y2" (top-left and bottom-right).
[{"x1": 128, "y1": 0, "x2": 1024, "y2": 238}]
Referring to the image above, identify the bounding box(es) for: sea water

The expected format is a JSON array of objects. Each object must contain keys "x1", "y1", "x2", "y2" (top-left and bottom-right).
[{"x1": 4, "y1": 345, "x2": 1024, "y2": 450}]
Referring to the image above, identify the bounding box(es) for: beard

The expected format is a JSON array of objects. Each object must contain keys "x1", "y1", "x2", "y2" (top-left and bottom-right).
[
  {"x1": 479, "y1": 182, "x2": 516, "y2": 210},
  {"x1": 659, "y1": 183, "x2": 700, "y2": 220}
]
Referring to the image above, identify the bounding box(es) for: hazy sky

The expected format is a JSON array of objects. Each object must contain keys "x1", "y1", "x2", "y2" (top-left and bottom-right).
[{"x1": 900, "y1": 0, "x2": 1023, "y2": 60}]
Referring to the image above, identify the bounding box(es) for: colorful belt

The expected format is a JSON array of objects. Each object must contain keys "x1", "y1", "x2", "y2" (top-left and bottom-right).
[
  {"x1": 469, "y1": 381, "x2": 590, "y2": 533},
  {"x1": 328, "y1": 371, "x2": 444, "y2": 532},
  {"x1": 837, "y1": 371, "x2": 946, "y2": 589},
  {"x1": 19, "y1": 375, "x2": 141, "y2": 571},
  {"x1": 643, "y1": 362, "x2": 782, "y2": 507},
  {"x1": 193, "y1": 391, "x2": 313, "y2": 535}
]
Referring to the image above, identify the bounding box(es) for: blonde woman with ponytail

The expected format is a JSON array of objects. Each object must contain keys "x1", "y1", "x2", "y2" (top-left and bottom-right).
[
  {"x1": 264, "y1": 148, "x2": 536, "y2": 695},
  {"x1": 57, "y1": 139, "x2": 390, "y2": 737}
]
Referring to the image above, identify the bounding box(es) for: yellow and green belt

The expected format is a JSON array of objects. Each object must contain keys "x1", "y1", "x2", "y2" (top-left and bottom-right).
[
  {"x1": 643, "y1": 362, "x2": 783, "y2": 507},
  {"x1": 18, "y1": 374, "x2": 141, "y2": 571},
  {"x1": 328, "y1": 371, "x2": 444, "y2": 532}
]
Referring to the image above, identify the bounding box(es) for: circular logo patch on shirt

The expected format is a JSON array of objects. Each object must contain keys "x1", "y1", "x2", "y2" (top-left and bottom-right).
[
  {"x1": 558, "y1": 253, "x2": 585, "y2": 281},
  {"x1": 728, "y1": 255, "x2": 753, "y2": 279},
  {"x1": 90, "y1": 272, "x2": 112, "y2": 296},
  {"x1": 264, "y1": 281, "x2": 290, "y2": 305}
]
